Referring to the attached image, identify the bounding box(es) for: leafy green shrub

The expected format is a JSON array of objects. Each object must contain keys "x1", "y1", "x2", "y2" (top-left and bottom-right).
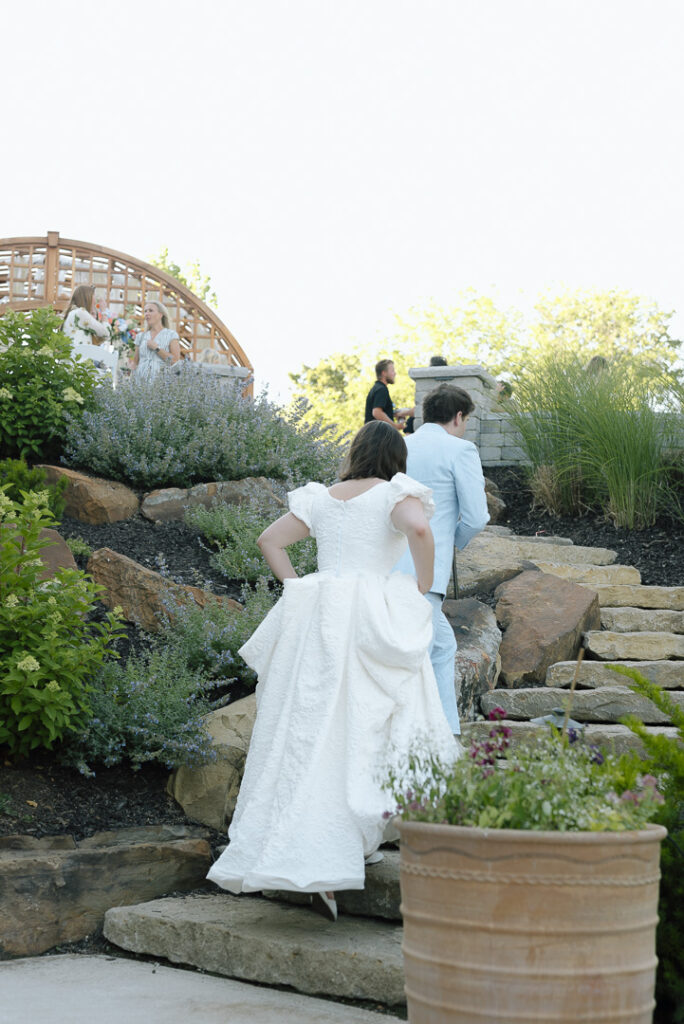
[
  {"x1": 61, "y1": 646, "x2": 218, "y2": 775},
  {"x1": 0, "y1": 458, "x2": 68, "y2": 518},
  {"x1": 507, "y1": 353, "x2": 679, "y2": 527},
  {"x1": 65, "y1": 536, "x2": 93, "y2": 559},
  {"x1": 0, "y1": 488, "x2": 123, "y2": 755},
  {"x1": 63, "y1": 366, "x2": 343, "y2": 489},
  {"x1": 613, "y1": 665, "x2": 684, "y2": 1020},
  {"x1": 185, "y1": 501, "x2": 318, "y2": 581},
  {"x1": 159, "y1": 580, "x2": 276, "y2": 689},
  {"x1": 0, "y1": 308, "x2": 101, "y2": 461}
]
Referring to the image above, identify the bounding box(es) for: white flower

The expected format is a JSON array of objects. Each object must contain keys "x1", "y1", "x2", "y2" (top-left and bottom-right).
[
  {"x1": 5, "y1": 593, "x2": 19, "y2": 607},
  {"x1": 17, "y1": 654, "x2": 40, "y2": 672},
  {"x1": 46, "y1": 680, "x2": 60, "y2": 692},
  {"x1": 0, "y1": 387, "x2": 12, "y2": 400}
]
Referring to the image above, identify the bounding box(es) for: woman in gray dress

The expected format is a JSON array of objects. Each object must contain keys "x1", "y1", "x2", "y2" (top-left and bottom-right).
[{"x1": 131, "y1": 301, "x2": 180, "y2": 381}]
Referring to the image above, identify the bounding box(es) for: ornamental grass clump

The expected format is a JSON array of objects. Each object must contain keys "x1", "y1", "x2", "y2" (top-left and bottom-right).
[
  {"x1": 506, "y1": 353, "x2": 680, "y2": 527},
  {"x1": 0, "y1": 488, "x2": 124, "y2": 756},
  {"x1": 386, "y1": 709, "x2": 664, "y2": 832},
  {"x1": 63, "y1": 365, "x2": 343, "y2": 490},
  {"x1": 0, "y1": 308, "x2": 100, "y2": 461}
]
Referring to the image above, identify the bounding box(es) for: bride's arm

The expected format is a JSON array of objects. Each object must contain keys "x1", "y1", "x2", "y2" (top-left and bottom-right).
[
  {"x1": 257, "y1": 512, "x2": 311, "y2": 582},
  {"x1": 391, "y1": 496, "x2": 434, "y2": 594}
]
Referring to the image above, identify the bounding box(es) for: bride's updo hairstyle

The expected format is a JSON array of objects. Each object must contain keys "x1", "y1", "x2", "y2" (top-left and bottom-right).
[{"x1": 339, "y1": 420, "x2": 407, "y2": 481}]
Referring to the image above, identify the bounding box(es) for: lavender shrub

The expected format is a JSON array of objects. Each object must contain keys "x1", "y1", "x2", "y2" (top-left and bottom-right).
[{"x1": 63, "y1": 365, "x2": 344, "y2": 489}]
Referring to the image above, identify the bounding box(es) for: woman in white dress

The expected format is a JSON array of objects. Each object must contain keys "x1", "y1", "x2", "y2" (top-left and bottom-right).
[
  {"x1": 131, "y1": 301, "x2": 180, "y2": 382},
  {"x1": 61, "y1": 286, "x2": 111, "y2": 346},
  {"x1": 207, "y1": 421, "x2": 459, "y2": 920}
]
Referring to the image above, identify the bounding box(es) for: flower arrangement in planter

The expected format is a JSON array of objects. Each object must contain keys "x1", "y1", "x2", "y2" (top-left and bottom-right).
[{"x1": 385, "y1": 710, "x2": 667, "y2": 1024}]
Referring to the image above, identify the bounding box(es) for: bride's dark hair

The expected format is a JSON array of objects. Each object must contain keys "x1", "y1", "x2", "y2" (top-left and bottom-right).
[{"x1": 339, "y1": 420, "x2": 407, "y2": 481}]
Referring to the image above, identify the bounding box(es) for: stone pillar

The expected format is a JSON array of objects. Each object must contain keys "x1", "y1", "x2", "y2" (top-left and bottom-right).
[{"x1": 409, "y1": 364, "x2": 498, "y2": 444}]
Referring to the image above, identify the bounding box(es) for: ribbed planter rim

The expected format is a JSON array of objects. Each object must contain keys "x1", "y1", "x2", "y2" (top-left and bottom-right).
[{"x1": 397, "y1": 820, "x2": 667, "y2": 845}]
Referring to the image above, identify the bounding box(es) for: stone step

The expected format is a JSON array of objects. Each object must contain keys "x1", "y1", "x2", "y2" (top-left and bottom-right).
[
  {"x1": 590, "y1": 584, "x2": 684, "y2": 610},
  {"x1": 545, "y1": 660, "x2": 684, "y2": 689},
  {"x1": 104, "y1": 893, "x2": 405, "y2": 1007},
  {"x1": 462, "y1": 719, "x2": 678, "y2": 755},
  {"x1": 584, "y1": 631, "x2": 684, "y2": 661},
  {"x1": 480, "y1": 686, "x2": 684, "y2": 725},
  {"x1": 532, "y1": 563, "x2": 641, "y2": 586},
  {"x1": 600, "y1": 607, "x2": 684, "y2": 634},
  {"x1": 265, "y1": 850, "x2": 401, "y2": 921}
]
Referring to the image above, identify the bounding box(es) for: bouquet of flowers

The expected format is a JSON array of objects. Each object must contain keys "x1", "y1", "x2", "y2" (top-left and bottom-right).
[{"x1": 95, "y1": 302, "x2": 139, "y2": 354}]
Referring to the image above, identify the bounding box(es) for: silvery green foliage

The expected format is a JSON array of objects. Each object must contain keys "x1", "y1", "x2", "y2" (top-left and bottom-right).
[{"x1": 63, "y1": 365, "x2": 343, "y2": 490}]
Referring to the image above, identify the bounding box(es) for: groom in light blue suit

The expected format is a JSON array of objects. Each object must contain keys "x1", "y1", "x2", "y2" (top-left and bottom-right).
[{"x1": 396, "y1": 384, "x2": 489, "y2": 733}]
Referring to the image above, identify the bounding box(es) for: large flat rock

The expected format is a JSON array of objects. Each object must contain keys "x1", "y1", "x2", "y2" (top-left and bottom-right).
[
  {"x1": 266, "y1": 850, "x2": 401, "y2": 921},
  {"x1": 141, "y1": 477, "x2": 285, "y2": 523},
  {"x1": 0, "y1": 826, "x2": 211, "y2": 956},
  {"x1": 104, "y1": 893, "x2": 405, "y2": 1006},
  {"x1": 589, "y1": 585, "x2": 684, "y2": 610},
  {"x1": 533, "y1": 563, "x2": 641, "y2": 585},
  {"x1": 462, "y1": 719, "x2": 679, "y2": 755},
  {"x1": 545, "y1": 660, "x2": 684, "y2": 689},
  {"x1": 600, "y1": 607, "x2": 684, "y2": 634},
  {"x1": 584, "y1": 631, "x2": 684, "y2": 661},
  {"x1": 480, "y1": 686, "x2": 684, "y2": 724}
]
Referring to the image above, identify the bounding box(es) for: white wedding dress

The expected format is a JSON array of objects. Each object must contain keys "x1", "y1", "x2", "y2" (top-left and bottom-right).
[{"x1": 206, "y1": 473, "x2": 458, "y2": 894}]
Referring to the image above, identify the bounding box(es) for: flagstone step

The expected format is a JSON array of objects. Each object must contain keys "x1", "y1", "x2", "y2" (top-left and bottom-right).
[
  {"x1": 532, "y1": 563, "x2": 642, "y2": 586},
  {"x1": 589, "y1": 584, "x2": 684, "y2": 610},
  {"x1": 545, "y1": 660, "x2": 684, "y2": 689},
  {"x1": 265, "y1": 850, "x2": 401, "y2": 921},
  {"x1": 462, "y1": 720, "x2": 678, "y2": 755},
  {"x1": 104, "y1": 893, "x2": 405, "y2": 1007},
  {"x1": 600, "y1": 607, "x2": 684, "y2": 634},
  {"x1": 480, "y1": 686, "x2": 684, "y2": 725},
  {"x1": 584, "y1": 631, "x2": 684, "y2": 661}
]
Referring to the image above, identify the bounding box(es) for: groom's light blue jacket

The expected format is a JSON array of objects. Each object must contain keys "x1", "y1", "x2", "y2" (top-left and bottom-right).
[{"x1": 396, "y1": 422, "x2": 490, "y2": 596}]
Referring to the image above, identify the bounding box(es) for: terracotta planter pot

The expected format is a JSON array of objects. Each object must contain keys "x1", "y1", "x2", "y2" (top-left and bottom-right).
[{"x1": 398, "y1": 820, "x2": 666, "y2": 1024}]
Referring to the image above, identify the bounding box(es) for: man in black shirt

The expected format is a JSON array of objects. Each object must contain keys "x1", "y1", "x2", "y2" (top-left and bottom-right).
[{"x1": 364, "y1": 359, "x2": 414, "y2": 429}]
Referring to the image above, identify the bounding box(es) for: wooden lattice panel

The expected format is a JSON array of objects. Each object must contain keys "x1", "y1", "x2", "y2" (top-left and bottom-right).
[{"x1": 0, "y1": 232, "x2": 251, "y2": 372}]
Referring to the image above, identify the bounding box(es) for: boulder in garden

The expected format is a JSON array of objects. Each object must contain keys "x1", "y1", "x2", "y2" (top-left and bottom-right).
[
  {"x1": 36, "y1": 465, "x2": 138, "y2": 524},
  {"x1": 442, "y1": 598, "x2": 502, "y2": 720},
  {"x1": 495, "y1": 570, "x2": 601, "y2": 687}
]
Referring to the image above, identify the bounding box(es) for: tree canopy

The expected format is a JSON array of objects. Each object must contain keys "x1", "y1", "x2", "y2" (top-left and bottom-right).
[
  {"x1": 149, "y1": 247, "x2": 218, "y2": 308},
  {"x1": 289, "y1": 288, "x2": 681, "y2": 437}
]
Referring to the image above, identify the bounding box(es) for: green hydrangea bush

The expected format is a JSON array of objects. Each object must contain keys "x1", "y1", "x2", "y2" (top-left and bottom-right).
[
  {"x1": 64, "y1": 367, "x2": 343, "y2": 490},
  {"x1": 0, "y1": 489, "x2": 124, "y2": 755},
  {"x1": 0, "y1": 309, "x2": 100, "y2": 461},
  {"x1": 0, "y1": 458, "x2": 68, "y2": 518}
]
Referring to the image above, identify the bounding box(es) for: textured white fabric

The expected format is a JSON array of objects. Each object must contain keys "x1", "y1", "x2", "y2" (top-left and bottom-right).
[
  {"x1": 133, "y1": 327, "x2": 179, "y2": 382},
  {"x1": 63, "y1": 308, "x2": 111, "y2": 347},
  {"x1": 207, "y1": 473, "x2": 458, "y2": 895}
]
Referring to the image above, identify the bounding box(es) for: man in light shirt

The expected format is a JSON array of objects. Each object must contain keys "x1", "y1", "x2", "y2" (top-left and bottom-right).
[{"x1": 396, "y1": 384, "x2": 490, "y2": 733}]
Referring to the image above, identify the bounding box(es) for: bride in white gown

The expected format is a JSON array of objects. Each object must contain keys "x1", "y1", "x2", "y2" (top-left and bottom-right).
[{"x1": 207, "y1": 421, "x2": 459, "y2": 919}]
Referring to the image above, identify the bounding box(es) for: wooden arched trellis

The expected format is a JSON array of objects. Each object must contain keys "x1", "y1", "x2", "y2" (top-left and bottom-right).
[{"x1": 0, "y1": 231, "x2": 252, "y2": 383}]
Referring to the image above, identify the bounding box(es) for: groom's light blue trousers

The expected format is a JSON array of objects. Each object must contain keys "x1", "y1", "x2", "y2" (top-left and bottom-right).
[{"x1": 425, "y1": 591, "x2": 460, "y2": 734}]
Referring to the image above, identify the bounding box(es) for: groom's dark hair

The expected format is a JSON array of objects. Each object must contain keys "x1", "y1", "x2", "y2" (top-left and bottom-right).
[
  {"x1": 340, "y1": 420, "x2": 407, "y2": 481},
  {"x1": 423, "y1": 384, "x2": 474, "y2": 425}
]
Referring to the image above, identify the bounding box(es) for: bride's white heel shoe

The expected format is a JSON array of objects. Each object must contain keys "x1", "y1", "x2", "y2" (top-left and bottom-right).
[{"x1": 311, "y1": 891, "x2": 338, "y2": 922}]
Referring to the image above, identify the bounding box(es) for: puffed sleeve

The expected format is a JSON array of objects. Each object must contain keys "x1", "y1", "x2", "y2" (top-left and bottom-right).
[
  {"x1": 387, "y1": 472, "x2": 435, "y2": 526},
  {"x1": 287, "y1": 481, "x2": 326, "y2": 536}
]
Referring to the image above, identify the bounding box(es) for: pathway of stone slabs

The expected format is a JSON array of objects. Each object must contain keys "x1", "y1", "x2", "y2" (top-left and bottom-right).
[{"x1": 1, "y1": 954, "x2": 403, "y2": 1024}]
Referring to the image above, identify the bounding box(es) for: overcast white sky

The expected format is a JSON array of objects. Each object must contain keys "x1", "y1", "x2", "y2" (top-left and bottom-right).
[{"x1": 3, "y1": 0, "x2": 683, "y2": 397}]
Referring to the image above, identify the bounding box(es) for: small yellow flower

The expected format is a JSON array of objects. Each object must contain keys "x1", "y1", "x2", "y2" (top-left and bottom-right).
[
  {"x1": 46, "y1": 680, "x2": 60, "y2": 692},
  {"x1": 0, "y1": 387, "x2": 12, "y2": 401},
  {"x1": 39, "y1": 346, "x2": 53, "y2": 356},
  {"x1": 17, "y1": 654, "x2": 40, "y2": 672},
  {"x1": 47, "y1": 596, "x2": 57, "y2": 606},
  {"x1": 113, "y1": 605, "x2": 123, "y2": 617},
  {"x1": 5, "y1": 593, "x2": 19, "y2": 607}
]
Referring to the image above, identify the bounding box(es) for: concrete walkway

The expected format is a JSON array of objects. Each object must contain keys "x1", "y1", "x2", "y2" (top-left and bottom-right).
[{"x1": 0, "y1": 955, "x2": 404, "y2": 1024}]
